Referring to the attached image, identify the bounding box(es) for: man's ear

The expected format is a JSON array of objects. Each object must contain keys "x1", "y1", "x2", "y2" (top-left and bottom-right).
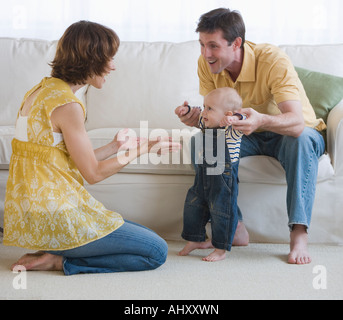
[{"x1": 233, "y1": 37, "x2": 243, "y2": 50}]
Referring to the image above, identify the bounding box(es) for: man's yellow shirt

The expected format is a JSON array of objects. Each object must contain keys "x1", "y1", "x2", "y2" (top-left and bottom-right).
[{"x1": 198, "y1": 41, "x2": 326, "y2": 131}]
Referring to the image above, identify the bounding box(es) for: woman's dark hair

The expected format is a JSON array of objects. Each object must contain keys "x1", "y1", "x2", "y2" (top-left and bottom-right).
[
  {"x1": 196, "y1": 8, "x2": 246, "y2": 47},
  {"x1": 50, "y1": 21, "x2": 120, "y2": 85}
]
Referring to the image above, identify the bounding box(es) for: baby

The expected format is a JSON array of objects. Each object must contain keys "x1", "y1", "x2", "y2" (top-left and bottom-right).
[{"x1": 176, "y1": 87, "x2": 246, "y2": 262}]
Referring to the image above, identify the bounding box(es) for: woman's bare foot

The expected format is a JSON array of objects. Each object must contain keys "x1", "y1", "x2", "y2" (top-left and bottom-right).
[
  {"x1": 288, "y1": 225, "x2": 312, "y2": 265},
  {"x1": 233, "y1": 221, "x2": 249, "y2": 246},
  {"x1": 11, "y1": 252, "x2": 63, "y2": 272},
  {"x1": 178, "y1": 240, "x2": 214, "y2": 256},
  {"x1": 202, "y1": 249, "x2": 226, "y2": 262}
]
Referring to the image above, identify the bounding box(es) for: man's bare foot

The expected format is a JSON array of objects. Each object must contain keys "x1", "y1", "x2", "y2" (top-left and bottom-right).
[
  {"x1": 202, "y1": 249, "x2": 226, "y2": 262},
  {"x1": 288, "y1": 225, "x2": 312, "y2": 265},
  {"x1": 233, "y1": 221, "x2": 249, "y2": 246},
  {"x1": 11, "y1": 252, "x2": 63, "y2": 272},
  {"x1": 178, "y1": 240, "x2": 214, "y2": 256}
]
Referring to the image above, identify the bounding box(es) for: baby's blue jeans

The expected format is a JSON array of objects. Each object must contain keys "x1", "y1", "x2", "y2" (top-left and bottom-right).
[{"x1": 183, "y1": 129, "x2": 239, "y2": 251}]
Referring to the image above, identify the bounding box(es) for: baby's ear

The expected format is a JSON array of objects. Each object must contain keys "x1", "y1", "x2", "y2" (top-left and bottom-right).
[{"x1": 224, "y1": 111, "x2": 233, "y2": 116}]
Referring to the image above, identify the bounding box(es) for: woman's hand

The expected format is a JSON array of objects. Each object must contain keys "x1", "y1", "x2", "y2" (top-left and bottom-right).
[
  {"x1": 113, "y1": 128, "x2": 140, "y2": 152},
  {"x1": 138, "y1": 136, "x2": 182, "y2": 157},
  {"x1": 114, "y1": 129, "x2": 181, "y2": 156}
]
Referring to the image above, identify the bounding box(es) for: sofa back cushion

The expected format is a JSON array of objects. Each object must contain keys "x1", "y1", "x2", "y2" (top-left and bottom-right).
[
  {"x1": 1, "y1": 38, "x2": 342, "y2": 132},
  {"x1": 280, "y1": 44, "x2": 343, "y2": 78},
  {"x1": 0, "y1": 38, "x2": 57, "y2": 126},
  {"x1": 85, "y1": 41, "x2": 203, "y2": 130}
]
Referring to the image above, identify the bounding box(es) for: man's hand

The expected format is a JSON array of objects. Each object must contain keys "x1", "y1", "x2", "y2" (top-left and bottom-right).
[
  {"x1": 229, "y1": 108, "x2": 263, "y2": 136},
  {"x1": 233, "y1": 101, "x2": 305, "y2": 137},
  {"x1": 175, "y1": 103, "x2": 191, "y2": 117},
  {"x1": 175, "y1": 101, "x2": 201, "y2": 127}
]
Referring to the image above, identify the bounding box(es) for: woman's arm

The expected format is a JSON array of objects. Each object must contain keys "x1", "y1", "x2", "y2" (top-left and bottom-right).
[
  {"x1": 51, "y1": 103, "x2": 180, "y2": 185},
  {"x1": 93, "y1": 141, "x2": 120, "y2": 162},
  {"x1": 93, "y1": 128, "x2": 139, "y2": 161}
]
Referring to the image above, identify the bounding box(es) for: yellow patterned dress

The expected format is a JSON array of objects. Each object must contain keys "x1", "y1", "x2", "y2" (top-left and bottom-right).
[{"x1": 4, "y1": 77, "x2": 124, "y2": 251}]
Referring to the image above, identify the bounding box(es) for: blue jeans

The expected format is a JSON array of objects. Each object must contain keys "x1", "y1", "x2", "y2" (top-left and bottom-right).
[
  {"x1": 46, "y1": 220, "x2": 168, "y2": 276},
  {"x1": 239, "y1": 128, "x2": 325, "y2": 230},
  {"x1": 183, "y1": 129, "x2": 239, "y2": 251}
]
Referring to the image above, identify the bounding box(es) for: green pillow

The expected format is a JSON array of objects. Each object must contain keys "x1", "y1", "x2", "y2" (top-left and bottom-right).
[{"x1": 295, "y1": 66, "x2": 343, "y2": 124}]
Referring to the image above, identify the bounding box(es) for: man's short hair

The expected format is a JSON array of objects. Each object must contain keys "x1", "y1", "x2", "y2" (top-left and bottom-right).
[{"x1": 196, "y1": 8, "x2": 246, "y2": 47}]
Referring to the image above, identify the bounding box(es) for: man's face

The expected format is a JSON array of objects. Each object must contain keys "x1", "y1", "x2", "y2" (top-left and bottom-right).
[{"x1": 199, "y1": 30, "x2": 235, "y2": 74}]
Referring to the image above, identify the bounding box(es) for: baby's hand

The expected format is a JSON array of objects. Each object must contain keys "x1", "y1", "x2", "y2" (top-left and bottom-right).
[
  {"x1": 220, "y1": 113, "x2": 242, "y2": 127},
  {"x1": 220, "y1": 116, "x2": 235, "y2": 127}
]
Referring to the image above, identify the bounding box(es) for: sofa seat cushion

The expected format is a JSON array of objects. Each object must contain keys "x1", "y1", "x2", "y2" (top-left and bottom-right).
[
  {"x1": 239, "y1": 154, "x2": 334, "y2": 184},
  {"x1": 88, "y1": 128, "x2": 334, "y2": 183},
  {"x1": 87, "y1": 128, "x2": 195, "y2": 175},
  {"x1": 0, "y1": 126, "x2": 334, "y2": 185},
  {"x1": 0, "y1": 127, "x2": 334, "y2": 182}
]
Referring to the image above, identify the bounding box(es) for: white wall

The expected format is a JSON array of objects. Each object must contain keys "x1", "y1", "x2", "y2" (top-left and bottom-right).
[{"x1": 0, "y1": 0, "x2": 342, "y2": 44}]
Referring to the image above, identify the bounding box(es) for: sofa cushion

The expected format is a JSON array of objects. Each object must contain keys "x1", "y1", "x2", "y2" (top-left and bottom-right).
[
  {"x1": 0, "y1": 38, "x2": 58, "y2": 126},
  {"x1": 295, "y1": 67, "x2": 343, "y2": 125},
  {"x1": 238, "y1": 154, "x2": 334, "y2": 184},
  {"x1": 0, "y1": 126, "x2": 335, "y2": 182},
  {"x1": 280, "y1": 44, "x2": 343, "y2": 78},
  {"x1": 87, "y1": 128, "x2": 195, "y2": 175},
  {"x1": 87, "y1": 128, "x2": 334, "y2": 183},
  {"x1": 85, "y1": 41, "x2": 204, "y2": 131}
]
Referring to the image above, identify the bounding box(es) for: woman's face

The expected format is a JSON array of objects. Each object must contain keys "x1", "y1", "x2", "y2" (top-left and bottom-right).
[{"x1": 87, "y1": 59, "x2": 116, "y2": 89}]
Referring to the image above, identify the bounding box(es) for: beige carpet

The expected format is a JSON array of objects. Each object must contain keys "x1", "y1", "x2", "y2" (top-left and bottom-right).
[{"x1": 1, "y1": 238, "x2": 342, "y2": 300}]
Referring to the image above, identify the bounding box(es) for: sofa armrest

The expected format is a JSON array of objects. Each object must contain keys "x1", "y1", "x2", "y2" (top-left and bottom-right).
[{"x1": 327, "y1": 99, "x2": 343, "y2": 175}]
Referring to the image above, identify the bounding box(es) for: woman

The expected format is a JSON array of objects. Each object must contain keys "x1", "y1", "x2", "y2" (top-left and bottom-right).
[{"x1": 4, "y1": 21, "x2": 180, "y2": 275}]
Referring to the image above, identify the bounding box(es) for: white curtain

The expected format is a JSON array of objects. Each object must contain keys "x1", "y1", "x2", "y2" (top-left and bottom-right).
[{"x1": 1, "y1": 0, "x2": 342, "y2": 45}]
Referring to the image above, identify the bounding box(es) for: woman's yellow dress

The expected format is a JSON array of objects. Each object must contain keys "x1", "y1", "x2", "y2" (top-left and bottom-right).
[{"x1": 3, "y1": 77, "x2": 124, "y2": 251}]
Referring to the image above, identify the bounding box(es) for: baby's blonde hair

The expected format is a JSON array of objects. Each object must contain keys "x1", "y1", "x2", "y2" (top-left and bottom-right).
[{"x1": 205, "y1": 87, "x2": 242, "y2": 112}]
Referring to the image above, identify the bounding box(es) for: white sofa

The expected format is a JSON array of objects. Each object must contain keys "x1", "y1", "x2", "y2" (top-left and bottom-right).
[{"x1": 1, "y1": 38, "x2": 343, "y2": 244}]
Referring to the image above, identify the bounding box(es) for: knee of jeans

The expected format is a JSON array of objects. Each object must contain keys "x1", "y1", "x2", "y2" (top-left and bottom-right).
[
  {"x1": 151, "y1": 238, "x2": 168, "y2": 269},
  {"x1": 283, "y1": 128, "x2": 324, "y2": 155}
]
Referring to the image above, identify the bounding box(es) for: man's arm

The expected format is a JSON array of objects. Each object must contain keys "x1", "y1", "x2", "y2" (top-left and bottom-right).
[{"x1": 232, "y1": 100, "x2": 305, "y2": 137}]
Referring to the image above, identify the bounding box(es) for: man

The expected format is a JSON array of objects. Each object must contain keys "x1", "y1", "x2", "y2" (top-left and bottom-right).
[{"x1": 175, "y1": 8, "x2": 326, "y2": 265}]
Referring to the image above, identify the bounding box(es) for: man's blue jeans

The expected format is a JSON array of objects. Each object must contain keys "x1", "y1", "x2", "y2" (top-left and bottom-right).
[
  {"x1": 239, "y1": 127, "x2": 325, "y2": 230},
  {"x1": 46, "y1": 220, "x2": 168, "y2": 276}
]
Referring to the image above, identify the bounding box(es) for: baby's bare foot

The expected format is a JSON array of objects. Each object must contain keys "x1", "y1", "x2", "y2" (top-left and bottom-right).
[
  {"x1": 178, "y1": 240, "x2": 214, "y2": 256},
  {"x1": 202, "y1": 249, "x2": 227, "y2": 262}
]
